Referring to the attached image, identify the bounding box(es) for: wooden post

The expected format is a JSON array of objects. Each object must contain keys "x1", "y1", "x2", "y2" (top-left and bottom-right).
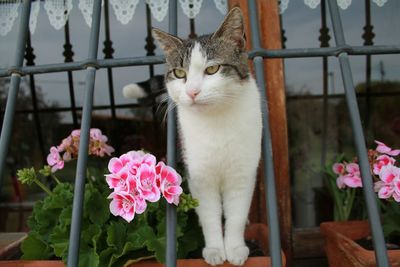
[{"x1": 228, "y1": 1, "x2": 293, "y2": 265}]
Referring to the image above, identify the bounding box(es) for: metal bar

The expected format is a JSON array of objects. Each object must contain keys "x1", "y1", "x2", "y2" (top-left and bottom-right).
[
  {"x1": 103, "y1": 0, "x2": 117, "y2": 120},
  {"x1": 166, "y1": 1, "x2": 178, "y2": 267},
  {"x1": 247, "y1": 1, "x2": 282, "y2": 267},
  {"x1": 327, "y1": 0, "x2": 389, "y2": 266},
  {"x1": 25, "y1": 34, "x2": 46, "y2": 163},
  {"x1": 3, "y1": 44, "x2": 400, "y2": 78},
  {"x1": 66, "y1": 0, "x2": 102, "y2": 266},
  {"x1": 248, "y1": 45, "x2": 400, "y2": 58},
  {"x1": 64, "y1": 21, "x2": 79, "y2": 128},
  {"x1": 0, "y1": 0, "x2": 31, "y2": 191},
  {"x1": 0, "y1": 56, "x2": 165, "y2": 77},
  {"x1": 320, "y1": 0, "x2": 329, "y2": 176},
  {"x1": 363, "y1": 0, "x2": 373, "y2": 138}
]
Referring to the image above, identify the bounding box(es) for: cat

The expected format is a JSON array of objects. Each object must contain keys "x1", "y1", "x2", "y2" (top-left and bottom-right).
[
  {"x1": 126, "y1": 7, "x2": 262, "y2": 266},
  {"x1": 122, "y1": 75, "x2": 165, "y2": 105}
]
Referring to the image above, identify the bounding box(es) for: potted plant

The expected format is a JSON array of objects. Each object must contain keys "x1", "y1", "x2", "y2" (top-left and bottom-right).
[
  {"x1": 321, "y1": 140, "x2": 400, "y2": 266},
  {"x1": 1, "y1": 129, "x2": 282, "y2": 267}
]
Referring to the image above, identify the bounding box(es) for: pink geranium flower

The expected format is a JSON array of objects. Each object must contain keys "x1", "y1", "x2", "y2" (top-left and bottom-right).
[
  {"x1": 379, "y1": 165, "x2": 400, "y2": 184},
  {"x1": 109, "y1": 192, "x2": 136, "y2": 223},
  {"x1": 106, "y1": 151, "x2": 184, "y2": 222},
  {"x1": 373, "y1": 155, "x2": 396, "y2": 175},
  {"x1": 106, "y1": 168, "x2": 129, "y2": 192},
  {"x1": 137, "y1": 164, "x2": 160, "y2": 203},
  {"x1": 126, "y1": 175, "x2": 147, "y2": 214},
  {"x1": 375, "y1": 140, "x2": 400, "y2": 156},
  {"x1": 156, "y1": 162, "x2": 183, "y2": 205},
  {"x1": 332, "y1": 163, "x2": 345, "y2": 175},
  {"x1": 47, "y1": 146, "x2": 64, "y2": 172}
]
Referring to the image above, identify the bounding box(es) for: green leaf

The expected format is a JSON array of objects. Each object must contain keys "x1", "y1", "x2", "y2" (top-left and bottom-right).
[
  {"x1": 146, "y1": 236, "x2": 166, "y2": 263},
  {"x1": 58, "y1": 206, "x2": 72, "y2": 230},
  {"x1": 81, "y1": 223, "x2": 102, "y2": 250},
  {"x1": 106, "y1": 221, "x2": 127, "y2": 251},
  {"x1": 79, "y1": 245, "x2": 99, "y2": 267},
  {"x1": 42, "y1": 183, "x2": 73, "y2": 210},
  {"x1": 21, "y1": 232, "x2": 53, "y2": 260},
  {"x1": 49, "y1": 226, "x2": 69, "y2": 258},
  {"x1": 98, "y1": 247, "x2": 117, "y2": 267},
  {"x1": 85, "y1": 185, "x2": 110, "y2": 225}
]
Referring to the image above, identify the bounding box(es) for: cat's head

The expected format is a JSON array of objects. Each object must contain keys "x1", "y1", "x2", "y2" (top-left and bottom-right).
[{"x1": 152, "y1": 7, "x2": 249, "y2": 111}]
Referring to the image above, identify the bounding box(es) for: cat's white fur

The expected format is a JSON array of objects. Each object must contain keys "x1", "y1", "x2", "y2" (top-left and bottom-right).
[{"x1": 166, "y1": 43, "x2": 262, "y2": 266}]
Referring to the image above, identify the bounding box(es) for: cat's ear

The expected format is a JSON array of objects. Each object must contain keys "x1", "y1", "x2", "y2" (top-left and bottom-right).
[
  {"x1": 152, "y1": 28, "x2": 183, "y2": 55},
  {"x1": 212, "y1": 7, "x2": 245, "y2": 51}
]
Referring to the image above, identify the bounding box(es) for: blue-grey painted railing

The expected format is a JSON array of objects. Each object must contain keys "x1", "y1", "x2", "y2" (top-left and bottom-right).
[
  {"x1": 248, "y1": 1, "x2": 283, "y2": 266},
  {"x1": 166, "y1": 1, "x2": 178, "y2": 266},
  {"x1": 0, "y1": 1, "x2": 397, "y2": 266},
  {"x1": 66, "y1": 1, "x2": 103, "y2": 266},
  {"x1": 0, "y1": 0, "x2": 31, "y2": 192},
  {"x1": 3, "y1": 46, "x2": 400, "y2": 78},
  {"x1": 327, "y1": 0, "x2": 389, "y2": 265}
]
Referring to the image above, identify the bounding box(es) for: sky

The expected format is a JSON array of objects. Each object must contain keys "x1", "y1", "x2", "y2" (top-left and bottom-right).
[{"x1": 0, "y1": 0, "x2": 399, "y2": 121}]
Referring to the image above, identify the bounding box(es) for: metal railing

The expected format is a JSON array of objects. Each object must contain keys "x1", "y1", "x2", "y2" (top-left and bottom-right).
[{"x1": 0, "y1": 0, "x2": 398, "y2": 266}]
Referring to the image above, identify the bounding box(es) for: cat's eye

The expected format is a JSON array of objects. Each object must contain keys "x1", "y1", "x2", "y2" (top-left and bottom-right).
[
  {"x1": 173, "y1": 69, "x2": 186, "y2": 79},
  {"x1": 205, "y1": 65, "x2": 220, "y2": 75}
]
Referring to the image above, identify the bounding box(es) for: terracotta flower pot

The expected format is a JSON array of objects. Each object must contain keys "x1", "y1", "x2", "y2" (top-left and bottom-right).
[
  {"x1": 0, "y1": 261, "x2": 65, "y2": 267},
  {"x1": 127, "y1": 223, "x2": 285, "y2": 267},
  {"x1": 320, "y1": 220, "x2": 400, "y2": 267},
  {"x1": 0, "y1": 224, "x2": 284, "y2": 267}
]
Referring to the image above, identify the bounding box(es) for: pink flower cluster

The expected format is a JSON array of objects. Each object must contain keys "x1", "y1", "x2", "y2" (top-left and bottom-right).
[
  {"x1": 333, "y1": 140, "x2": 400, "y2": 202},
  {"x1": 47, "y1": 128, "x2": 115, "y2": 172},
  {"x1": 106, "y1": 151, "x2": 183, "y2": 222}
]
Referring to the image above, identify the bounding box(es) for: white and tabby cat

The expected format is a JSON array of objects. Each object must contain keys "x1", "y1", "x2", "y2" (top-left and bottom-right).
[{"x1": 126, "y1": 8, "x2": 262, "y2": 266}]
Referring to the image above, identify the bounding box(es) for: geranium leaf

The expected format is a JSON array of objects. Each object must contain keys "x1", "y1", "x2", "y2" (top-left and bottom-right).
[
  {"x1": 79, "y1": 245, "x2": 99, "y2": 267},
  {"x1": 146, "y1": 237, "x2": 166, "y2": 263},
  {"x1": 21, "y1": 232, "x2": 53, "y2": 260},
  {"x1": 85, "y1": 186, "x2": 109, "y2": 225},
  {"x1": 106, "y1": 221, "x2": 127, "y2": 251},
  {"x1": 49, "y1": 226, "x2": 69, "y2": 258}
]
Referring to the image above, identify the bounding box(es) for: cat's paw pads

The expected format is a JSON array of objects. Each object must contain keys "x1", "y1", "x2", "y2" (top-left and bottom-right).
[
  {"x1": 225, "y1": 245, "x2": 249, "y2": 266},
  {"x1": 203, "y1": 247, "x2": 226, "y2": 266}
]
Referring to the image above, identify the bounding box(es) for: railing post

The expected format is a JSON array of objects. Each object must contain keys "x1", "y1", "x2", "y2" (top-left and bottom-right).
[
  {"x1": 66, "y1": 1, "x2": 102, "y2": 267},
  {"x1": 166, "y1": 1, "x2": 178, "y2": 267},
  {"x1": 0, "y1": 0, "x2": 31, "y2": 191},
  {"x1": 247, "y1": 1, "x2": 283, "y2": 266},
  {"x1": 327, "y1": 0, "x2": 389, "y2": 266}
]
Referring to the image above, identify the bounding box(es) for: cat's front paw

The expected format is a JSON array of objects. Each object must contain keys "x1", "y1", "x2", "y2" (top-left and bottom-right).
[
  {"x1": 203, "y1": 247, "x2": 226, "y2": 266},
  {"x1": 225, "y1": 245, "x2": 249, "y2": 266}
]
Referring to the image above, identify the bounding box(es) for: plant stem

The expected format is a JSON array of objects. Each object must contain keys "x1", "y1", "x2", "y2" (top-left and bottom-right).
[
  {"x1": 51, "y1": 174, "x2": 61, "y2": 185},
  {"x1": 122, "y1": 255, "x2": 156, "y2": 267},
  {"x1": 34, "y1": 179, "x2": 53, "y2": 195}
]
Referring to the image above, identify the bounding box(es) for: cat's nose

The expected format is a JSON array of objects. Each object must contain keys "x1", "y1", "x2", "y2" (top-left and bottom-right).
[{"x1": 186, "y1": 88, "x2": 200, "y2": 100}]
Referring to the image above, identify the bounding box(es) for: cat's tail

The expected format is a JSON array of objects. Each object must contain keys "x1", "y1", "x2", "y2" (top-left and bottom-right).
[
  {"x1": 122, "y1": 83, "x2": 147, "y2": 99},
  {"x1": 122, "y1": 75, "x2": 165, "y2": 100}
]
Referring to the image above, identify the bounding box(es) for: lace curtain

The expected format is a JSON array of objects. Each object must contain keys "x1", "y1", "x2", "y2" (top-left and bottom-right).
[
  {"x1": 280, "y1": 0, "x2": 389, "y2": 13},
  {"x1": 0, "y1": 0, "x2": 390, "y2": 37}
]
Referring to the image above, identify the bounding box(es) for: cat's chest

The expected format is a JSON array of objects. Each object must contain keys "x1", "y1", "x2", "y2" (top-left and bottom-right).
[{"x1": 177, "y1": 106, "x2": 253, "y2": 156}]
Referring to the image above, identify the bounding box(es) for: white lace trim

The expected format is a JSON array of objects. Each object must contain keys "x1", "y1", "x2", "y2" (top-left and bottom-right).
[
  {"x1": 110, "y1": 0, "x2": 139, "y2": 25},
  {"x1": 304, "y1": 0, "x2": 321, "y2": 9},
  {"x1": 337, "y1": 0, "x2": 352, "y2": 10},
  {"x1": 372, "y1": 0, "x2": 388, "y2": 7},
  {"x1": 179, "y1": 0, "x2": 203, "y2": 19},
  {"x1": 44, "y1": 0, "x2": 73, "y2": 30},
  {"x1": 146, "y1": 0, "x2": 169, "y2": 22},
  {"x1": 29, "y1": 1, "x2": 40, "y2": 34},
  {"x1": 0, "y1": 0, "x2": 391, "y2": 36},
  {"x1": 280, "y1": 0, "x2": 389, "y2": 13},
  {"x1": 279, "y1": 0, "x2": 290, "y2": 14},
  {"x1": 0, "y1": 1, "x2": 20, "y2": 37},
  {"x1": 213, "y1": 0, "x2": 227, "y2": 15}
]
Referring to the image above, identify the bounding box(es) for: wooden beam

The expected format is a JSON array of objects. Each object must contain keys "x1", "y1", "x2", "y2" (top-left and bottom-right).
[{"x1": 228, "y1": 1, "x2": 292, "y2": 266}]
